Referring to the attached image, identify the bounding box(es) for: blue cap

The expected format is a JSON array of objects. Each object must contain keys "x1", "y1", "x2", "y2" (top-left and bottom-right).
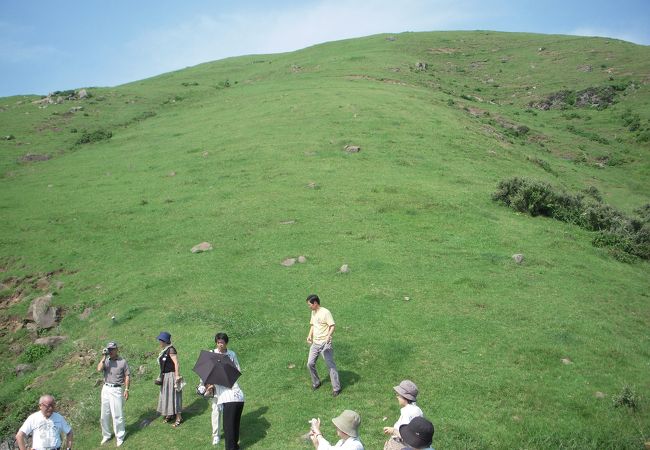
[{"x1": 157, "y1": 331, "x2": 171, "y2": 343}]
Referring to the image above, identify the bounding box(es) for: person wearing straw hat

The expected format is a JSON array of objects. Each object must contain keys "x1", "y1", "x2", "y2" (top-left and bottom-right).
[
  {"x1": 309, "y1": 409, "x2": 363, "y2": 449},
  {"x1": 96, "y1": 341, "x2": 130, "y2": 446},
  {"x1": 382, "y1": 380, "x2": 423, "y2": 450},
  {"x1": 399, "y1": 417, "x2": 435, "y2": 450}
]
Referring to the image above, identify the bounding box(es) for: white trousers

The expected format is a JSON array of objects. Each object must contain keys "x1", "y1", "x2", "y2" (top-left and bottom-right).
[
  {"x1": 101, "y1": 385, "x2": 126, "y2": 440},
  {"x1": 211, "y1": 397, "x2": 222, "y2": 438}
]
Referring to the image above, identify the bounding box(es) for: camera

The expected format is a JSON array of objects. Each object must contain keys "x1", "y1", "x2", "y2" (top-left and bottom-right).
[{"x1": 102, "y1": 348, "x2": 109, "y2": 355}]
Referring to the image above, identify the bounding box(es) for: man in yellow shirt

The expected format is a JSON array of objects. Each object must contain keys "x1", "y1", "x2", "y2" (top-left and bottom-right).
[{"x1": 306, "y1": 294, "x2": 341, "y2": 396}]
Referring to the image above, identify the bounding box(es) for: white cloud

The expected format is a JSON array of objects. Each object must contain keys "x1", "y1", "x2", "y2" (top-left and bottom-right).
[{"x1": 120, "y1": 0, "x2": 483, "y2": 83}]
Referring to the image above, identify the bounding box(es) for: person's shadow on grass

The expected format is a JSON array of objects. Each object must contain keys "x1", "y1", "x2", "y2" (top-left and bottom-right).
[
  {"x1": 337, "y1": 370, "x2": 360, "y2": 393},
  {"x1": 240, "y1": 406, "x2": 270, "y2": 448}
]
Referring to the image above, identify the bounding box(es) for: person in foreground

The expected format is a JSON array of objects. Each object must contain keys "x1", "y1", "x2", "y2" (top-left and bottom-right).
[
  {"x1": 206, "y1": 332, "x2": 245, "y2": 450},
  {"x1": 382, "y1": 380, "x2": 423, "y2": 450},
  {"x1": 16, "y1": 394, "x2": 73, "y2": 450},
  {"x1": 306, "y1": 294, "x2": 341, "y2": 396},
  {"x1": 399, "y1": 417, "x2": 435, "y2": 450},
  {"x1": 156, "y1": 331, "x2": 183, "y2": 427},
  {"x1": 97, "y1": 341, "x2": 130, "y2": 446},
  {"x1": 309, "y1": 410, "x2": 363, "y2": 450}
]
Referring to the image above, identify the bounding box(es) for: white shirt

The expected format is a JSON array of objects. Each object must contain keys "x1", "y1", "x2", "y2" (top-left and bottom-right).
[
  {"x1": 316, "y1": 436, "x2": 364, "y2": 450},
  {"x1": 19, "y1": 411, "x2": 71, "y2": 450},
  {"x1": 212, "y1": 348, "x2": 244, "y2": 404},
  {"x1": 394, "y1": 403, "x2": 424, "y2": 434}
]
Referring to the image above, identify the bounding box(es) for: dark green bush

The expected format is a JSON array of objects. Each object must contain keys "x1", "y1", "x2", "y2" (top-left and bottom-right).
[
  {"x1": 75, "y1": 129, "x2": 112, "y2": 145},
  {"x1": 493, "y1": 178, "x2": 650, "y2": 260},
  {"x1": 613, "y1": 385, "x2": 640, "y2": 410},
  {"x1": 19, "y1": 344, "x2": 52, "y2": 363}
]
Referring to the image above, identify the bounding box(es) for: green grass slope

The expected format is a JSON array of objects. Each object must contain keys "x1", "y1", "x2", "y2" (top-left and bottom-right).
[{"x1": 1, "y1": 31, "x2": 649, "y2": 449}]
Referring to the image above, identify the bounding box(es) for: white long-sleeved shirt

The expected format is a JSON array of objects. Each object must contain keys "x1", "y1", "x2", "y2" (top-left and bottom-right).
[{"x1": 316, "y1": 435, "x2": 364, "y2": 450}]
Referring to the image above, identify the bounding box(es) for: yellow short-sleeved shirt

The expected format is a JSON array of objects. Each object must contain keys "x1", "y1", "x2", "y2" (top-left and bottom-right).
[{"x1": 310, "y1": 306, "x2": 335, "y2": 343}]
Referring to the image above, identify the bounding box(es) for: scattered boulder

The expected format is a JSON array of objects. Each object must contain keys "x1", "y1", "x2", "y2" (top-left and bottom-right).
[
  {"x1": 297, "y1": 256, "x2": 307, "y2": 264},
  {"x1": 36, "y1": 277, "x2": 50, "y2": 291},
  {"x1": 344, "y1": 145, "x2": 361, "y2": 153},
  {"x1": 77, "y1": 89, "x2": 88, "y2": 99},
  {"x1": 15, "y1": 363, "x2": 35, "y2": 376},
  {"x1": 512, "y1": 254, "x2": 525, "y2": 264},
  {"x1": 9, "y1": 343, "x2": 23, "y2": 355},
  {"x1": 191, "y1": 242, "x2": 213, "y2": 253},
  {"x1": 306, "y1": 182, "x2": 319, "y2": 189},
  {"x1": 339, "y1": 264, "x2": 350, "y2": 274},
  {"x1": 281, "y1": 258, "x2": 296, "y2": 267},
  {"x1": 34, "y1": 336, "x2": 67, "y2": 347},
  {"x1": 577, "y1": 65, "x2": 592, "y2": 72},
  {"x1": 595, "y1": 391, "x2": 606, "y2": 399},
  {"x1": 280, "y1": 220, "x2": 296, "y2": 225},
  {"x1": 137, "y1": 365, "x2": 147, "y2": 375},
  {"x1": 19, "y1": 153, "x2": 51, "y2": 163},
  {"x1": 168, "y1": 171, "x2": 177, "y2": 177},
  {"x1": 27, "y1": 294, "x2": 58, "y2": 329},
  {"x1": 416, "y1": 62, "x2": 428, "y2": 71},
  {"x1": 561, "y1": 357, "x2": 572, "y2": 365},
  {"x1": 79, "y1": 307, "x2": 92, "y2": 320},
  {"x1": 386, "y1": 36, "x2": 397, "y2": 41}
]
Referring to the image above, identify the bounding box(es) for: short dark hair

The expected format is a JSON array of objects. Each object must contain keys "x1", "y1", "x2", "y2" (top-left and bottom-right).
[
  {"x1": 215, "y1": 333, "x2": 229, "y2": 344},
  {"x1": 306, "y1": 294, "x2": 320, "y2": 305}
]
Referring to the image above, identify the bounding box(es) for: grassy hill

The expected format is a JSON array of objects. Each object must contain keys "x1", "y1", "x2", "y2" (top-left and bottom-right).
[{"x1": 1, "y1": 30, "x2": 649, "y2": 449}]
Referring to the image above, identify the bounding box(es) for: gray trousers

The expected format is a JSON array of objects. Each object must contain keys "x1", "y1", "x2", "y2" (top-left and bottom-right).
[{"x1": 307, "y1": 342, "x2": 340, "y2": 391}]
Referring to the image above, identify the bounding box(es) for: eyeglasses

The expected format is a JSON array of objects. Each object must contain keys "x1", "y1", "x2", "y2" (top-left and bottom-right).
[{"x1": 40, "y1": 403, "x2": 55, "y2": 409}]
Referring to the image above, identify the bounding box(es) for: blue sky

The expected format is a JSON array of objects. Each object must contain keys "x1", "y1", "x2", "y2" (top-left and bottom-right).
[{"x1": 1, "y1": 0, "x2": 648, "y2": 97}]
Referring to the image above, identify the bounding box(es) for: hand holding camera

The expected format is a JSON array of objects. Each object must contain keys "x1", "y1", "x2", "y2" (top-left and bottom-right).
[{"x1": 102, "y1": 348, "x2": 109, "y2": 355}]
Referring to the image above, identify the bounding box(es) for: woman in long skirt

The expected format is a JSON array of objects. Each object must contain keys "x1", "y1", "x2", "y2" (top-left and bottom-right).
[{"x1": 156, "y1": 331, "x2": 183, "y2": 427}]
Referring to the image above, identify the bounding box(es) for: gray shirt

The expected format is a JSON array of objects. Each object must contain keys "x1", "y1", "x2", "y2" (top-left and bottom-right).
[{"x1": 103, "y1": 357, "x2": 130, "y2": 385}]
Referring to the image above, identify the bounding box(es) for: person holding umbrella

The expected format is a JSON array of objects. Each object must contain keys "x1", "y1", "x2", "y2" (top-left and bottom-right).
[
  {"x1": 194, "y1": 332, "x2": 244, "y2": 449},
  {"x1": 207, "y1": 333, "x2": 241, "y2": 446}
]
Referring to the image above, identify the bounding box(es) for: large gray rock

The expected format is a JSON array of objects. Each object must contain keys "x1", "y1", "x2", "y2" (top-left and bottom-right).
[
  {"x1": 512, "y1": 253, "x2": 525, "y2": 264},
  {"x1": 27, "y1": 294, "x2": 58, "y2": 328},
  {"x1": 15, "y1": 364, "x2": 35, "y2": 376},
  {"x1": 34, "y1": 336, "x2": 67, "y2": 347}
]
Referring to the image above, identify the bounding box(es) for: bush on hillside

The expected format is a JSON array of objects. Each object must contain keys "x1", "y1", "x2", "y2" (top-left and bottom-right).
[
  {"x1": 75, "y1": 129, "x2": 112, "y2": 145},
  {"x1": 493, "y1": 177, "x2": 650, "y2": 260}
]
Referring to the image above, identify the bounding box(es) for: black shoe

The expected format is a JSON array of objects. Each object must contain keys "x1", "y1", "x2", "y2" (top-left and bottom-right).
[
  {"x1": 312, "y1": 382, "x2": 322, "y2": 391},
  {"x1": 332, "y1": 390, "x2": 341, "y2": 397}
]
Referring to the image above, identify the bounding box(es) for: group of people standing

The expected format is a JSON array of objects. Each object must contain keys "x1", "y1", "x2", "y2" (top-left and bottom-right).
[
  {"x1": 93, "y1": 331, "x2": 245, "y2": 449},
  {"x1": 14, "y1": 293, "x2": 434, "y2": 450}
]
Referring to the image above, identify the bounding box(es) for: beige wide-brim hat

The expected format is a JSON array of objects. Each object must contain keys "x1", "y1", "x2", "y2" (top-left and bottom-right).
[{"x1": 331, "y1": 410, "x2": 361, "y2": 438}]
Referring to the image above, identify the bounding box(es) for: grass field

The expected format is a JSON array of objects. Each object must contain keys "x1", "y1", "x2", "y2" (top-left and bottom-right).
[{"x1": 1, "y1": 31, "x2": 649, "y2": 449}]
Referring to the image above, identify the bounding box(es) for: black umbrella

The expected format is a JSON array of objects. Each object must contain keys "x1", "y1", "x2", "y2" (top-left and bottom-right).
[{"x1": 192, "y1": 350, "x2": 241, "y2": 388}]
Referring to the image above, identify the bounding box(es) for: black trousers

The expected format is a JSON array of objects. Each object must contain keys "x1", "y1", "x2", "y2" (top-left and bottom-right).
[{"x1": 222, "y1": 401, "x2": 244, "y2": 450}]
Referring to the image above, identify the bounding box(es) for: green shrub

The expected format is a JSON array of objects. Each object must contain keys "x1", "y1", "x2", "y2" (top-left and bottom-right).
[
  {"x1": 75, "y1": 129, "x2": 112, "y2": 145},
  {"x1": 19, "y1": 344, "x2": 52, "y2": 363},
  {"x1": 613, "y1": 385, "x2": 640, "y2": 410},
  {"x1": 493, "y1": 178, "x2": 650, "y2": 260}
]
